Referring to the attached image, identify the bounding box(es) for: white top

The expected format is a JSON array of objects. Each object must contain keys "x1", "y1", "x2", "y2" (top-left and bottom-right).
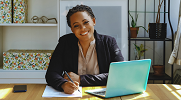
[{"x1": 77, "y1": 39, "x2": 99, "y2": 75}]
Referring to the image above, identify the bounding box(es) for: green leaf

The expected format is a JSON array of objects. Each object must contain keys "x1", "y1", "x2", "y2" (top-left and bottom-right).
[
  {"x1": 129, "y1": 11, "x2": 136, "y2": 27},
  {"x1": 133, "y1": 43, "x2": 148, "y2": 59},
  {"x1": 140, "y1": 44, "x2": 143, "y2": 50},
  {"x1": 131, "y1": 20, "x2": 136, "y2": 27},
  {"x1": 133, "y1": 43, "x2": 140, "y2": 51},
  {"x1": 135, "y1": 14, "x2": 138, "y2": 24},
  {"x1": 129, "y1": 11, "x2": 148, "y2": 34},
  {"x1": 137, "y1": 26, "x2": 148, "y2": 33}
]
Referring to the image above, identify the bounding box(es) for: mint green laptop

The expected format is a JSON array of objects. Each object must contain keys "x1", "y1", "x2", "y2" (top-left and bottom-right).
[{"x1": 85, "y1": 59, "x2": 151, "y2": 98}]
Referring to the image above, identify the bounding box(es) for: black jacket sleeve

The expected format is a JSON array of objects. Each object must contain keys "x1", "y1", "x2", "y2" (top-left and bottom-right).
[
  {"x1": 45, "y1": 36, "x2": 68, "y2": 91},
  {"x1": 45, "y1": 31, "x2": 124, "y2": 89}
]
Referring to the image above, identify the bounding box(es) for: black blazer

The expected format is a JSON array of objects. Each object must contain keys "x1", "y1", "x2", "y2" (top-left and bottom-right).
[{"x1": 45, "y1": 30, "x2": 124, "y2": 91}]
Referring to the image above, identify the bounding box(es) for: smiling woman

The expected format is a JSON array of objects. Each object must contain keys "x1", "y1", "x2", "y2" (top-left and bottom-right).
[
  {"x1": 45, "y1": 4, "x2": 124, "y2": 94},
  {"x1": 59, "y1": 0, "x2": 128, "y2": 60}
]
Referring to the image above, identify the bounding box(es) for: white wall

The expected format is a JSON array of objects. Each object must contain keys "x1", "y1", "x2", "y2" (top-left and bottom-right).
[
  {"x1": 2, "y1": 26, "x2": 57, "y2": 51},
  {"x1": 28, "y1": 0, "x2": 57, "y2": 23}
]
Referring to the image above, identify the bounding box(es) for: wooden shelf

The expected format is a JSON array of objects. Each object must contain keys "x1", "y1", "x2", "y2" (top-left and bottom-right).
[
  {"x1": 129, "y1": 37, "x2": 172, "y2": 41},
  {"x1": 0, "y1": 23, "x2": 57, "y2": 26},
  {"x1": 129, "y1": 11, "x2": 168, "y2": 13},
  {"x1": 148, "y1": 73, "x2": 172, "y2": 80},
  {"x1": 0, "y1": 69, "x2": 46, "y2": 72},
  {"x1": 0, "y1": 69, "x2": 47, "y2": 84},
  {"x1": 128, "y1": 0, "x2": 174, "y2": 84},
  {"x1": 0, "y1": 0, "x2": 58, "y2": 84}
]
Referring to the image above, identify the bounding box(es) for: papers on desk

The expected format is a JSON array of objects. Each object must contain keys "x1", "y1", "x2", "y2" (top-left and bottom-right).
[{"x1": 42, "y1": 85, "x2": 82, "y2": 97}]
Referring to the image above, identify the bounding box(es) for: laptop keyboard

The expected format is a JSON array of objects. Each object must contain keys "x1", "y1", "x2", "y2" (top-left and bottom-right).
[{"x1": 93, "y1": 91, "x2": 106, "y2": 95}]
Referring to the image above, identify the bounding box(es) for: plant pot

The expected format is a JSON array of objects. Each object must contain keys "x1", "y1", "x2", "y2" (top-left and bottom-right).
[
  {"x1": 152, "y1": 65, "x2": 165, "y2": 76},
  {"x1": 149, "y1": 23, "x2": 167, "y2": 39},
  {"x1": 130, "y1": 27, "x2": 139, "y2": 38}
]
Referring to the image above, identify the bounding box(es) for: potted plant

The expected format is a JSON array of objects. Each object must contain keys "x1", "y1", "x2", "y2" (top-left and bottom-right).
[
  {"x1": 152, "y1": 65, "x2": 165, "y2": 76},
  {"x1": 149, "y1": 0, "x2": 167, "y2": 39},
  {"x1": 151, "y1": 47, "x2": 165, "y2": 76},
  {"x1": 133, "y1": 43, "x2": 148, "y2": 60},
  {"x1": 134, "y1": 43, "x2": 164, "y2": 76},
  {"x1": 129, "y1": 11, "x2": 148, "y2": 38}
]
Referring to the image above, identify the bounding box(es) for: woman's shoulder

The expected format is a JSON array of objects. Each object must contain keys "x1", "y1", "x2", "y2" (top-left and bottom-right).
[
  {"x1": 96, "y1": 32, "x2": 116, "y2": 42},
  {"x1": 58, "y1": 33, "x2": 78, "y2": 42}
]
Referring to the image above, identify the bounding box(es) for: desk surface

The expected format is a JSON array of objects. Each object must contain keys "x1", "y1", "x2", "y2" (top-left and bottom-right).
[{"x1": 0, "y1": 84, "x2": 181, "y2": 100}]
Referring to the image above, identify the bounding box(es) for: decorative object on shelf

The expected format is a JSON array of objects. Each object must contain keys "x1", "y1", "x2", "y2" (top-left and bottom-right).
[
  {"x1": 149, "y1": 0, "x2": 167, "y2": 39},
  {"x1": 133, "y1": 43, "x2": 148, "y2": 60},
  {"x1": 149, "y1": 23, "x2": 167, "y2": 39},
  {"x1": 13, "y1": 0, "x2": 28, "y2": 23},
  {"x1": 3, "y1": 50, "x2": 54, "y2": 70},
  {"x1": 151, "y1": 50, "x2": 165, "y2": 76},
  {"x1": 31, "y1": 16, "x2": 39, "y2": 23},
  {"x1": 0, "y1": 0, "x2": 12, "y2": 23},
  {"x1": 40, "y1": 16, "x2": 57, "y2": 23},
  {"x1": 128, "y1": 0, "x2": 174, "y2": 84},
  {"x1": 0, "y1": 0, "x2": 28, "y2": 23},
  {"x1": 152, "y1": 65, "x2": 165, "y2": 76},
  {"x1": 129, "y1": 27, "x2": 139, "y2": 38},
  {"x1": 129, "y1": 11, "x2": 147, "y2": 38},
  {"x1": 156, "y1": 0, "x2": 164, "y2": 23},
  {"x1": 31, "y1": 16, "x2": 57, "y2": 23}
]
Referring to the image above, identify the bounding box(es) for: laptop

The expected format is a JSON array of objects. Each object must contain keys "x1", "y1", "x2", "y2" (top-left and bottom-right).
[{"x1": 85, "y1": 59, "x2": 151, "y2": 98}]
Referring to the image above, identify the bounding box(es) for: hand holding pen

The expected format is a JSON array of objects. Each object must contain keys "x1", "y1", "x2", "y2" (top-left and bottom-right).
[{"x1": 64, "y1": 71, "x2": 81, "y2": 93}]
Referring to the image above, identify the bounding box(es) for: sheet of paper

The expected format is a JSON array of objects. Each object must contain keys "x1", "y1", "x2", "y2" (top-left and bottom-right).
[{"x1": 42, "y1": 85, "x2": 82, "y2": 97}]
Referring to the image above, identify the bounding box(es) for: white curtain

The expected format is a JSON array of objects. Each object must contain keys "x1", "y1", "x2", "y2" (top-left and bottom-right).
[{"x1": 168, "y1": 0, "x2": 181, "y2": 65}]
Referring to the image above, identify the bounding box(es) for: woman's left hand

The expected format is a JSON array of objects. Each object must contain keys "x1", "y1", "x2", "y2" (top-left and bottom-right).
[{"x1": 64, "y1": 72, "x2": 80, "y2": 84}]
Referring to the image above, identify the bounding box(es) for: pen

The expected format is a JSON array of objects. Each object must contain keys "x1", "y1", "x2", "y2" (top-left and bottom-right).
[{"x1": 64, "y1": 71, "x2": 81, "y2": 93}]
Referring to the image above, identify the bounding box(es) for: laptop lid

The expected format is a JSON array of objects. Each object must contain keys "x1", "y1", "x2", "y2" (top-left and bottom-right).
[
  {"x1": 105, "y1": 59, "x2": 151, "y2": 98},
  {"x1": 85, "y1": 59, "x2": 151, "y2": 98}
]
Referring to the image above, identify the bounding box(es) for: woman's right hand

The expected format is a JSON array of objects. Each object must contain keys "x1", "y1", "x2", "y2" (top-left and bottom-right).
[{"x1": 61, "y1": 81, "x2": 79, "y2": 94}]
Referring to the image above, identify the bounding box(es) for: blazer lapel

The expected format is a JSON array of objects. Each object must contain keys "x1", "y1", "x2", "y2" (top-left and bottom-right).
[
  {"x1": 94, "y1": 30, "x2": 107, "y2": 73},
  {"x1": 72, "y1": 35, "x2": 79, "y2": 74}
]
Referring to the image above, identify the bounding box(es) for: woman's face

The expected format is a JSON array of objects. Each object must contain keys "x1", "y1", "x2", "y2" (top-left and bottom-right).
[{"x1": 70, "y1": 11, "x2": 96, "y2": 42}]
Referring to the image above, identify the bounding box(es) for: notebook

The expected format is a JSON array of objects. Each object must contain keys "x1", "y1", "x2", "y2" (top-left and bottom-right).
[{"x1": 85, "y1": 59, "x2": 151, "y2": 98}]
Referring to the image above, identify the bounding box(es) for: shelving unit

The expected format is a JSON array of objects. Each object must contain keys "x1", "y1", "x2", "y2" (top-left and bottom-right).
[
  {"x1": 128, "y1": 0, "x2": 174, "y2": 83},
  {"x1": 0, "y1": 0, "x2": 59, "y2": 83},
  {"x1": 0, "y1": 23, "x2": 57, "y2": 26},
  {"x1": 0, "y1": 0, "x2": 129, "y2": 84}
]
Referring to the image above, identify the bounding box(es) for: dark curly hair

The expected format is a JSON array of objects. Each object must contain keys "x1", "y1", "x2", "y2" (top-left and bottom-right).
[{"x1": 66, "y1": 5, "x2": 95, "y2": 27}]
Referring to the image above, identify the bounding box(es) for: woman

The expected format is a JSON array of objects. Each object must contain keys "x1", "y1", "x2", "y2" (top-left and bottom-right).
[{"x1": 45, "y1": 4, "x2": 124, "y2": 94}]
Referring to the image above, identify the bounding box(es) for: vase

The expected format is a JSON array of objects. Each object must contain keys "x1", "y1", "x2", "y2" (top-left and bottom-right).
[
  {"x1": 130, "y1": 27, "x2": 139, "y2": 38},
  {"x1": 152, "y1": 65, "x2": 165, "y2": 76},
  {"x1": 149, "y1": 23, "x2": 167, "y2": 39}
]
